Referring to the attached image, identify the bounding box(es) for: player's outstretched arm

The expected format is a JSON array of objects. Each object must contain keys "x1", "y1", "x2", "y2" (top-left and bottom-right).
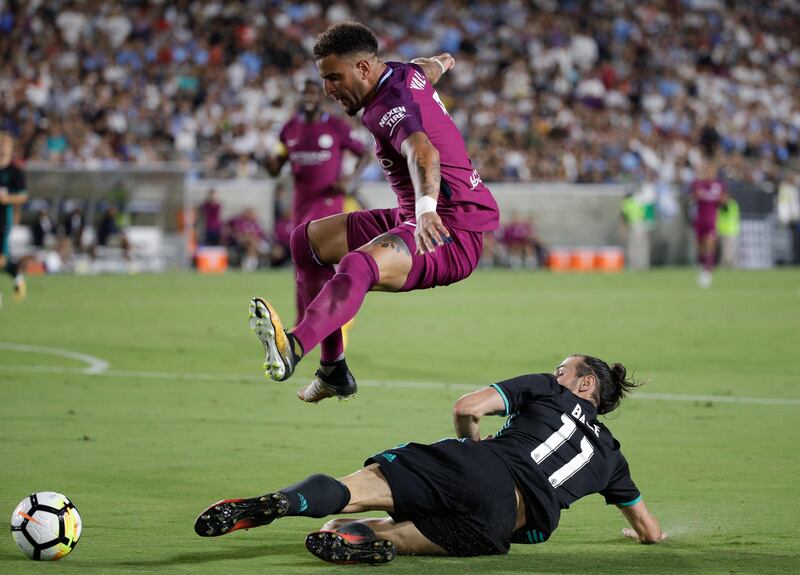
[
  {"x1": 453, "y1": 387, "x2": 507, "y2": 441},
  {"x1": 619, "y1": 500, "x2": 667, "y2": 544},
  {"x1": 410, "y1": 53, "x2": 455, "y2": 85}
]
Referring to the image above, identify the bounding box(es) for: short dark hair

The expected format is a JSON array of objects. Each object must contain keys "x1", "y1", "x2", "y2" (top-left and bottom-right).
[
  {"x1": 313, "y1": 21, "x2": 378, "y2": 60},
  {"x1": 573, "y1": 354, "x2": 643, "y2": 415}
]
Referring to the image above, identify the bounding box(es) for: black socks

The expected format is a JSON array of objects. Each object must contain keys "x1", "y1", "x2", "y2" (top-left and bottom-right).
[
  {"x1": 279, "y1": 474, "x2": 351, "y2": 518},
  {"x1": 4, "y1": 259, "x2": 18, "y2": 278}
]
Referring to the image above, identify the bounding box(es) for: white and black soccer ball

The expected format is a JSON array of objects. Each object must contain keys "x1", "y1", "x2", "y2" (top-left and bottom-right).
[{"x1": 10, "y1": 492, "x2": 82, "y2": 561}]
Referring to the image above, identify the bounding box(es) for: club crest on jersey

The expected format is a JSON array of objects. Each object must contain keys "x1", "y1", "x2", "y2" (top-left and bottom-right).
[
  {"x1": 318, "y1": 134, "x2": 333, "y2": 149},
  {"x1": 410, "y1": 71, "x2": 426, "y2": 90},
  {"x1": 379, "y1": 106, "x2": 407, "y2": 131}
]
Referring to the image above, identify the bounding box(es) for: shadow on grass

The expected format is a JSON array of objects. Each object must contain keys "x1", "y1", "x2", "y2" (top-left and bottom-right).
[{"x1": 2, "y1": 538, "x2": 797, "y2": 574}]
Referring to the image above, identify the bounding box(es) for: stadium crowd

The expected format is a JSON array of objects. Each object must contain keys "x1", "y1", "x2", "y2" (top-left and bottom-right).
[{"x1": 0, "y1": 0, "x2": 798, "y2": 186}]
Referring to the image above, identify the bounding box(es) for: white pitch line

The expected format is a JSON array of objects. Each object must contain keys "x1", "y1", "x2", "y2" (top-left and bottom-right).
[
  {"x1": 0, "y1": 343, "x2": 109, "y2": 374},
  {"x1": 1, "y1": 363, "x2": 799, "y2": 406}
]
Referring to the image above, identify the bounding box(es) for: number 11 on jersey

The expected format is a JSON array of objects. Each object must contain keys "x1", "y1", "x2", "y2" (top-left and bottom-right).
[{"x1": 531, "y1": 414, "x2": 595, "y2": 488}]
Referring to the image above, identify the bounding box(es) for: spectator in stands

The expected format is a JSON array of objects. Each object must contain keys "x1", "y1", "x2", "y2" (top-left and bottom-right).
[
  {"x1": 198, "y1": 188, "x2": 223, "y2": 246},
  {"x1": 226, "y1": 207, "x2": 270, "y2": 271},
  {"x1": 716, "y1": 196, "x2": 740, "y2": 268},
  {"x1": 62, "y1": 206, "x2": 85, "y2": 251},
  {"x1": 31, "y1": 209, "x2": 55, "y2": 248},
  {"x1": 0, "y1": 2, "x2": 796, "y2": 185},
  {"x1": 620, "y1": 190, "x2": 649, "y2": 270},
  {"x1": 501, "y1": 211, "x2": 548, "y2": 269},
  {"x1": 95, "y1": 204, "x2": 131, "y2": 261}
]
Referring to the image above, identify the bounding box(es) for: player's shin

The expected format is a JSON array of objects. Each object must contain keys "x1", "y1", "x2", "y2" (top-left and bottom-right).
[
  {"x1": 291, "y1": 251, "x2": 378, "y2": 355},
  {"x1": 291, "y1": 222, "x2": 336, "y2": 323},
  {"x1": 279, "y1": 474, "x2": 352, "y2": 518}
]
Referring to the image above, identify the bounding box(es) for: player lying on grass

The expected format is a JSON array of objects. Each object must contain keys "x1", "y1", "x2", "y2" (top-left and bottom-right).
[
  {"x1": 195, "y1": 354, "x2": 666, "y2": 564},
  {"x1": 249, "y1": 21, "x2": 499, "y2": 404}
]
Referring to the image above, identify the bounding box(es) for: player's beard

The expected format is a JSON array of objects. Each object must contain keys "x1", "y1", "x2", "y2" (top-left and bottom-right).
[{"x1": 344, "y1": 99, "x2": 361, "y2": 116}]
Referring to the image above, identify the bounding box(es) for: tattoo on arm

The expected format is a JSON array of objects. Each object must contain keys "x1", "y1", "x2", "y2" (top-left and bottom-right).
[{"x1": 365, "y1": 233, "x2": 411, "y2": 256}]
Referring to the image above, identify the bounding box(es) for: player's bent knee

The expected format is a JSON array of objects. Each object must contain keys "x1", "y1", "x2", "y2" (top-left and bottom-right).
[
  {"x1": 358, "y1": 235, "x2": 413, "y2": 291},
  {"x1": 305, "y1": 214, "x2": 350, "y2": 264},
  {"x1": 290, "y1": 222, "x2": 316, "y2": 267}
]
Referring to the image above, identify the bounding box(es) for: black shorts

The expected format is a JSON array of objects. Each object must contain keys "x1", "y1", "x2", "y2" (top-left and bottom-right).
[{"x1": 365, "y1": 439, "x2": 518, "y2": 556}]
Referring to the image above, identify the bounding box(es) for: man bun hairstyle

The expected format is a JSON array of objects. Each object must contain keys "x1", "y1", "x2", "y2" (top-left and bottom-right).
[
  {"x1": 573, "y1": 355, "x2": 643, "y2": 415},
  {"x1": 313, "y1": 21, "x2": 378, "y2": 60}
]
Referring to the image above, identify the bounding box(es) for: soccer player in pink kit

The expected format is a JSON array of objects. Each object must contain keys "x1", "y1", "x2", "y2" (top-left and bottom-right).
[
  {"x1": 249, "y1": 22, "x2": 499, "y2": 403},
  {"x1": 691, "y1": 161, "x2": 727, "y2": 288},
  {"x1": 264, "y1": 80, "x2": 370, "y2": 323}
]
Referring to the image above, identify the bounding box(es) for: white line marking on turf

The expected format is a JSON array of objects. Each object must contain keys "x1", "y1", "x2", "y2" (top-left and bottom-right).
[
  {"x1": 0, "y1": 343, "x2": 109, "y2": 374},
  {"x1": 1, "y1": 363, "x2": 799, "y2": 406}
]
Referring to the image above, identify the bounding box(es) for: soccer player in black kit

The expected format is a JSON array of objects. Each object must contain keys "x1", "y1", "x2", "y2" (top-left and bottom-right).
[
  {"x1": 195, "y1": 354, "x2": 666, "y2": 564},
  {"x1": 0, "y1": 131, "x2": 28, "y2": 305}
]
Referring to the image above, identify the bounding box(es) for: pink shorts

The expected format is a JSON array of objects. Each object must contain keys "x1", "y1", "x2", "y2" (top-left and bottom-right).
[{"x1": 346, "y1": 208, "x2": 483, "y2": 291}]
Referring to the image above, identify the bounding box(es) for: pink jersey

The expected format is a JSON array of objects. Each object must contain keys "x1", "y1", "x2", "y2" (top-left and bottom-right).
[
  {"x1": 280, "y1": 113, "x2": 365, "y2": 225},
  {"x1": 692, "y1": 179, "x2": 725, "y2": 227},
  {"x1": 360, "y1": 62, "x2": 499, "y2": 232}
]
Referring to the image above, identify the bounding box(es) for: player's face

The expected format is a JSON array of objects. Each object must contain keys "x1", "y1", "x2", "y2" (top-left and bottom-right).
[
  {"x1": 554, "y1": 356, "x2": 585, "y2": 392},
  {"x1": 301, "y1": 84, "x2": 323, "y2": 116},
  {"x1": 316, "y1": 53, "x2": 369, "y2": 116}
]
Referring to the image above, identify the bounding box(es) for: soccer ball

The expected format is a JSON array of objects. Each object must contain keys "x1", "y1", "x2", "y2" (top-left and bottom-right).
[{"x1": 10, "y1": 492, "x2": 82, "y2": 561}]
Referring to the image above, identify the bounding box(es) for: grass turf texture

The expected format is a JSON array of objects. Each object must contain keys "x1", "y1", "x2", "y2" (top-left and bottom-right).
[{"x1": 1, "y1": 268, "x2": 798, "y2": 574}]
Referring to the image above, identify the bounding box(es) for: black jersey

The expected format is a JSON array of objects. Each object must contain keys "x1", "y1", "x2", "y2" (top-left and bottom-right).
[
  {"x1": 0, "y1": 163, "x2": 26, "y2": 231},
  {"x1": 483, "y1": 374, "x2": 641, "y2": 542}
]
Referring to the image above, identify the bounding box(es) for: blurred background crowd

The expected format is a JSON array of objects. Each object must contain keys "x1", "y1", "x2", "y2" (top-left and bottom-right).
[{"x1": 1, "y1": 0, "x2": 799, "y2": 186}]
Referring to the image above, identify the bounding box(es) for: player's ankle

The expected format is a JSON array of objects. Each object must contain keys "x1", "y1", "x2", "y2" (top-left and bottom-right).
[{"x1": 319, "y1": 356, "x2": 346, "y2": 376}]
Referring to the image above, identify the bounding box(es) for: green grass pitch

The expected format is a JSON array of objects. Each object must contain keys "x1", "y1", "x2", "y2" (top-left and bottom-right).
[{"x1": 1, "y1": 268, "x2": 799, "y2": 574}]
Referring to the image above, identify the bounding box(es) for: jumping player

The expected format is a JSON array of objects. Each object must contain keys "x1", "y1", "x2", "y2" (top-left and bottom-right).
[
  {"x1": 690, "y1": 160, "x2": 727, "y2": 288},
  {"x1": 264, "y1": 80, "x2": 370, "y2": 326},
  {"x1": 250, "y1": 22, "x2": 499, "y2": 403},
  {"x1": 0, "y1": 131, "x2": 28, "y2": 305},
  {"x1": 194, "y1": 354, "x2": 665, "y2": 564}
]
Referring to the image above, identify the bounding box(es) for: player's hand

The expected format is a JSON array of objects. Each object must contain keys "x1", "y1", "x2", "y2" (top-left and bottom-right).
[
  {"x1": 331, "y1": 176, "x2": 353, "y2": 195},
  {"x1": 436, "y1": 53, "x2": 455, "y2": 73},
  {"x1": 622, "y1": 528, "x2": 668, "y2": 543},
  {"x1": 415, "y1": 211, "x2": 451, "y2": 255},
  {"x1": 0, "y1": 188, "x2": 8, "y2": 204}
]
